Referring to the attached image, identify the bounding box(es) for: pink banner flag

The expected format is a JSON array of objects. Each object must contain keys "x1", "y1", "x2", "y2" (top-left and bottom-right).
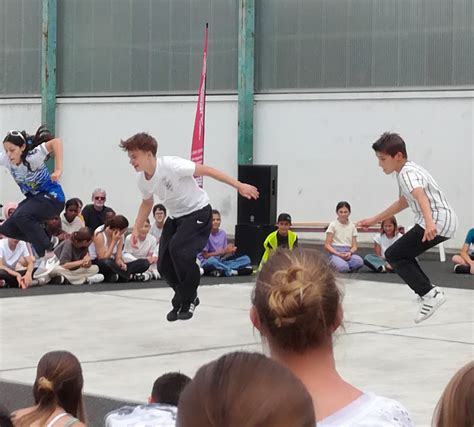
[{"x1": 191, "y1": 23, "x2": 209, "y2": 188}]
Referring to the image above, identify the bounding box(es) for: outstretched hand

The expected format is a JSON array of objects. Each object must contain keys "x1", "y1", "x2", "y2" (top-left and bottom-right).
[
  {"x1": 238, "y1": 183, "x2": 259, "y2": 200},
  {"x1": 356, "y1": 218, "x2": 374, "y2": 230}
]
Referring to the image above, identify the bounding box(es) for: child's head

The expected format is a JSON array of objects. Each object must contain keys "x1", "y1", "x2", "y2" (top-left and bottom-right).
[
  {"x1": 71, "y1": 227, "x2": 94, "y2": 248},
  {"x1": 64, "y1": 199, "x2": 81, "y2": 222},
  {"x1": 104, "y1": 207, "x2": 116, "y2": 223},
  {"x1": 336, "y1": 201, "x2": 351, "y2": 222},
  {"x1": 381, "y1": 216, "x2": 398, "y2": 238},
  {"x1": 150, "y1": 372, "x2": 191, "y2": 406},
  {"x1": 120, "y1": 133, "x2": 158, "y2": 172},
  {"x1": 211, "y1": 209, "x2": 221, "y2": 231},
  {"x1": 276, "y1": 213, "x2": 292, "y2": 236},
  {"x1": 251, "y1": 248, "x2": 342, "y2": 353},
  {"x1": 433, "y1": 361, "x2": 474, "y2": 427},
  {"x1": 139, "y1": 218, "x2": 151, "y2": 235},
  {"x1": 46, "y1": 215, "x2": 61, "y2": 231},
  {"x1": 177, "y1": 351, "x2": 315, "y2": 427},
  {"x1": 153, "y1": 204, "x2": 166, "y2": 224},
  {"x1": 105, "y1": 215, "x2": 129, "y2": 235},
  {"x1": 372, "y1": 132, "x2": 408, "y2": 174}
]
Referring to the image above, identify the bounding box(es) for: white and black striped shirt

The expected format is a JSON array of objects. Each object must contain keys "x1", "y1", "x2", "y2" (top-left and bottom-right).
[{"x1": 397, "y1": 161, "x2": 457, "y2": 238}]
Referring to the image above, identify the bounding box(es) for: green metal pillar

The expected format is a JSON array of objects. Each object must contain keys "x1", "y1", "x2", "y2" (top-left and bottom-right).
[
  {"x1": 41, "y1": 0, "x2": 57, "y2": 136},
  {"x1": 237, "y1": 0, "x2": 255, "y2": 165}
]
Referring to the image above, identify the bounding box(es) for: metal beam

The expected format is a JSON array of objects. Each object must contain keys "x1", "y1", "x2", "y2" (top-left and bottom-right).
[{"x1": 237, "y1": 0, "x2": 255, "y2": 165}]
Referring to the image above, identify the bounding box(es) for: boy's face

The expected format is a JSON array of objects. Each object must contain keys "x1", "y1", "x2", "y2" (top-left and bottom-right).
[
  {"x1": 277, "y1": 220, "x2": 291, "y2": 235},
  {"x1": 47, "y1": 216, "x2": 61, "y2": 229},
  {"x1": 375, "y1": 151, "x2": 404, "y2": 174},
  {"x1": 128, "y1": 149, "x2": 153, "y2": 172},
  {"x1": 211, "y1": 214, "x2": 221, "y2": 231},
  {"x1": 140, "y1": 221, "x2": 151, "y2": 235},
  {"x1": 154, "y1": 209, "x2": 166, "y2": 224}
]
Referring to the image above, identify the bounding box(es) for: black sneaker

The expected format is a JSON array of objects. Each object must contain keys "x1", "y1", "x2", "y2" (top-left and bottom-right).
[
  {"x1": 178, "y1": 297, "x2": 200, "y2": 320},
  {"x1": 166, "y1": 308, "x2": 179, "y2": 322},
  {"x1": 454, "y1": 264, "x2": 470, "y2": 274},
  {"x1": 108, "y1": 273, "x2": 120, "y2": 283}
]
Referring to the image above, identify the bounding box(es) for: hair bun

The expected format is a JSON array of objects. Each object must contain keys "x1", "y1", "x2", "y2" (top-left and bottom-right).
[{"x1": 37, "y1": 376, "x2": 54, "y2": 391}]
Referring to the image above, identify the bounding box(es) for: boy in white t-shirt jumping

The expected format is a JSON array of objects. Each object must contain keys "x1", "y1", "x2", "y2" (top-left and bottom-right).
[
  {"x1": 120, "y1": 132, "x2": 259, "y2": 321},
  {"x1": 359, "y1": 132, "x2": 458, "y2": 323}
]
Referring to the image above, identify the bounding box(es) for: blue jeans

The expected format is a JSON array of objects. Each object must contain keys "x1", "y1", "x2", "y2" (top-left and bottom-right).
[{"x1": 202, "y1": 255, "x2": 251, "y2": 276}]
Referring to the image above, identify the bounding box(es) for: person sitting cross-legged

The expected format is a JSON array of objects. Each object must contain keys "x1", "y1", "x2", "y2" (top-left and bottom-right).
[{"x1": 199, "y1": 210, "x2": 252, "y2": 277}]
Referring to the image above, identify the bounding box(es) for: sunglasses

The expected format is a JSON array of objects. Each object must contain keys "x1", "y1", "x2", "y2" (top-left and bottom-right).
[{"x1": 94, "y1": 196, "x2": 106, "y2": 201}]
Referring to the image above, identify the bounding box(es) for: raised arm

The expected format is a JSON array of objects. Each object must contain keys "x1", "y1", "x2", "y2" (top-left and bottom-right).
[{"x1": 45, "y1": 138, "x2": 63, "y2": 182}]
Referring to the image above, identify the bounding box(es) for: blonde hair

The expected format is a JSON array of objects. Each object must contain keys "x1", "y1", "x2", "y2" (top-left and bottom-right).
[
  {"x1": 432, "y1": 361, "x2": 474, "y2": 427},
  {"x1": 253, "y1": 248, "x2": 341, "y2": 352}
]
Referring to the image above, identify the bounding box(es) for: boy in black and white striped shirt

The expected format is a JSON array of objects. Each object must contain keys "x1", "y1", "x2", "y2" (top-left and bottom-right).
[{"x1": 359, "y1": 132, "x2": 457, "y2": 323}]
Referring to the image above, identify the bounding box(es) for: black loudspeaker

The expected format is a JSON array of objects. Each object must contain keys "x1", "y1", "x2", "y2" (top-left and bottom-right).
[
  {"x1": 235, "y1": 224, "x2": 277, "y2": 265},
  {"x1": 238, "y1": 165, "x2": 278, "y2": 225}
]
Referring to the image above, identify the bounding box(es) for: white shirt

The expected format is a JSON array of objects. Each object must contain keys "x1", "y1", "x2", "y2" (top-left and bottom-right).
[
  {"x1": 318, "y1": 392, "x2": 414, "y2": 427},
  {"x1": 150, "y1": 222, "x2": 164, "y2": 242},
  {"x1": 397, "y1": 161, "x2": 457, "y2": 238},
  {"x1": 105, "y1": 404, "x2": 177, "y2": 427},
  {"x1": 0, "y1": 239, "x2": 31, "y2": 269},
  {"x1": 60, "y1": 212, "x2": 85, "y2": 234},
  {"x1": 89, "y1": 229, "x2": 121, "y2": 260},
  {"x1": 137, "y1": 156, "x2": 209, "y2": 218},
  {"x1": 326, "y1": 220, "x2": 358, "y2": 247},
  {"x1": 373, "y1": 233, "x2": 401, "y2": 258},
  {"x1": 123, "y1": 234, "x2": 157, "y2": 258}
]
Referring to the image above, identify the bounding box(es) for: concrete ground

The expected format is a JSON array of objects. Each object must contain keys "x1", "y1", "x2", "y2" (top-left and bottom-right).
[{"x1": 0, "y1": 260, "x2": 472, "y2": 426}]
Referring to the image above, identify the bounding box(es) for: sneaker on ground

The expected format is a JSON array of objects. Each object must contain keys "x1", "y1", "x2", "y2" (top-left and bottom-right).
[
  {"x1": 30, "y1": 277, "x2": 47, "y2": 287},
  {"x1": 178, "y1": 297, "x2": 200, "y2": 321},
  {"x1": 0, "y1": 279, "x2": 5, "y2": 288},
  {"x1": 87, "y1": 273, "x2": 104, "y2": 284},
  {"x1": 414, "y1": 287, "x2": 446, "y2": 323},
  {"x1": 166, "y1": 308, "x2": 179, "y2": 322},
  {"x1": 209, "y1": 270, "x2": 221, "y2": 277},
  {"x1": 108, "y1": 273, "x2": 120, "y2": 283},
  {"x1": 454, "y1": 264, "x2": 470, "y2": 274},
  {"x1": 49, "y1": 276, "x2": 65, "y2": 285},
  {"x1": 34, "y1": 254, "x2": 60, "y2": 279}
]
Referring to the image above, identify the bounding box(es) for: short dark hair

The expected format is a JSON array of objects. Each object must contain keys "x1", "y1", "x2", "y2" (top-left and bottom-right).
[
  {"x1": 120, "y1": 132, "x2": 157, "y2": 156},
  {"x1": 212, "y1": 209, "x2": 221, "y2": 217},
  {"x1": 372, "y1": 132, "x2": 407, "y2": 158},
  {"x1": 105, "y1": 214, "x2": 128, "y2": 231},
  {"x1": 65, "y1": 198, "x2": 81, "y2": 210},
  {"x1": 152, "y1": 203, "x2": 166, "y2": 216},
  {"x1": 336, "y1": 201, "x2": 351, "y2": 213},
  {"x1": 151, "y1": 372, "x2": 191, "y2": 406}
]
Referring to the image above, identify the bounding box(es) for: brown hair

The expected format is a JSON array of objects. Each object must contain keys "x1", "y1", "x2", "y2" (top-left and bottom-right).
[
  {"x1": 177, "y1": 351, "x2": 315, "y2": 427},
  {"x1": 432, "y1": 361, "x2": 474, "y2": 427},
  {"x1": 372, "y1": 132, "x2": 408, "y2": 158},
  {"x1": 71, "y1": 227, "x2": 93, "y2": 244},
  {"x1": 104, "y1": 214, "x2": 129, "y2": 231},
  {"x1": 252, "y1": 248, "x2": 341, "y2": 352},
  {"x1": 151, "y1": 372, "x2": 191, "y2": 406},
  {"x1": 380, "y1": 216, "x2": 398, "y2": 236},
  {"x1": 15, "y1": 351, "x2": 86, "y2": 427},
  {"x1": 119, "y1": 132, "x2": 157, "y2": 156}
]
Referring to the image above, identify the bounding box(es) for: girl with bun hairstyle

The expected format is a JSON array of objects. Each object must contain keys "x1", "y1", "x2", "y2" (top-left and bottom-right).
[
  {"x1": 251, "y1": 248, "x2": 414, "y2": 426},
  {"x1": 12, "y1": 351, "x2": 86, "y2": 426}
]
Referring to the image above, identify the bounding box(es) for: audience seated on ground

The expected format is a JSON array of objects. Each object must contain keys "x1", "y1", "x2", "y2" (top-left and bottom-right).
[
  {"x1": 452, "y1": 227, "x2": 474, "y2": 275},
  {"x1": 324, "y1": 201, "x2": 363, "y2": 273},
  {"x1": 50, "y1": 227, "x2": 104, "y2": 285},
  {"x1": 432, "y1": 360, "x2": 473, "y2": 427},
  {"x1": 123, "y1": 218, "x2": 160, "y2": 281},
  {"x1": 0, "y1": 238, "x2": 44, "y2": 288},
  {"x1": 259, "y1": 212, "x2": 298, "y2": 270},
  {"x1": 199, "y1": 209, "x2": 252, "y2": 277},
  {"x1": 11, "y1": 350, "x2": 86, "y2": 427},
  {"x1": 105, "y1": 372, "x2": 190, "y2": 426},
  {"x1": 251, "y1": 248, "x2": 414, "y2": 426},
  {"x1": 177, "y1": 351, "x2": 315, "y2": 427},
  {"x1": 363, "y1": 216, "x2": 401, "y2": 273},
  {"x1": 150, "y1": 203, "x2": 166, "y2": 243},
  {"x1": 89, "y1": 215, "x2": 149, "y2": 282},
  {"x1": 82, "y1": 188, "x2": 112, "y2": 232},
  {"x1": 61, "y1": 198, "x2": 85, "y2": 234}
]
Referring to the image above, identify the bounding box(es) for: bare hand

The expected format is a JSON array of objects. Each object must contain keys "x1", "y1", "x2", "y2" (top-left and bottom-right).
[
  {"x1": 225, "y1": 244, "x2": 237, "y2": 254},
  {"x1": 51, "y1": 169, "x2": 62, "y2": 182},
  {"x1": 118, "y1": 260, "x2": 127, "y2": 271},
  {"x1": 82, "y1": 254, "x2": 91, "y2": 268},
  {"x1": 422, "y1": 222, "x2": 437, "y2": 242},
  {"x1": 130, "y1": 229, "x2": 139, "y2": 248},
  {"x1": 111, "y1": 230, "x2": 122, "y2": 242},
  {"x1": 238, "y1": 183, "x2": 259, "y2": 200},
  {"x1": 356, "y1": 218, "x2": 374, "y2": 229},
  {"x1": 470, "y1": 263, "x2": 474, "y2": 275}
]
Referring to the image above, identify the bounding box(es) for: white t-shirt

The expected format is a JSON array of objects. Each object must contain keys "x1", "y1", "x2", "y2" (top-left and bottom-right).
[
  {"x1": 0, "y1": 239, "x2": 31, "y2": 269},
  {"x1": 326, "y1": 220, "x2": 358, "y2": 247},
  {"x1": 397, "y1": 161, "x2": 457, "y2": 238},
  {"x1": 105, "y1": 404, "x2": 177, "y2": 427},
  {"x1": 137, "y1": 156, "x2": 209, "y2": 218},
  {"x1": 123, "y1": 234, "x2": 157, "y2": 258},
  {"x1": 318, "y1": 392, "x2": 414, "y2": 427},
  {"x1": 150, "y1": 222, "x2": 164, "y2": 242},
  {"x1": 60, "y1": 212, "x2": 85, "y2": 234},
  {"x1": 373, "y1": 233, "x2": 401, "y2": 258}
]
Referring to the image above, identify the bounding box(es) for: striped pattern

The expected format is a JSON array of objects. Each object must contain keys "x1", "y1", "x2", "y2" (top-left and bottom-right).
[{"x1": 397, "y1": 162, "x2": 457, "y2": 238}]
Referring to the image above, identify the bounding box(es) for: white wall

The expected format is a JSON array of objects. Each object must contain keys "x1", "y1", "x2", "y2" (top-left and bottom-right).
[{"x1": 0, "y1": 92, "x2": 472, "y2": 248}]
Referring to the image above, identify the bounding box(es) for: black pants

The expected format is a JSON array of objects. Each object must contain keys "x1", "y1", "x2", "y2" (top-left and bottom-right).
[
  {"x1": 93, "y1": 258, "x2": 150, "y2": 282},
  {"x1": 158, "y1": 204, "x2": 212, "y2": 308},
  {"x1": 385, "y1": 224, "x2": 448, "y2": 297},
  {"x1": 0, "y1": 269, "x2": 35, "y2": 288},
  {"x1": 0, "y1": 193, "x2": 64, "y2": 257}
]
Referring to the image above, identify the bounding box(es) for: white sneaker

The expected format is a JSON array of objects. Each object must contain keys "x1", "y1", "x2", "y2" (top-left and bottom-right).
[
  {"x1": 34, "y1": 254, "x2": 60, "y2": 279},
  {"x1": 86, "y1": 273, "x2": 104, "y2": 284},
  {"x1": 414, "y1": 287, "x2": 446, "y2": 323},
  {"x1": 30, "y1": 277, "x2": 47, "y2": 287}
]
